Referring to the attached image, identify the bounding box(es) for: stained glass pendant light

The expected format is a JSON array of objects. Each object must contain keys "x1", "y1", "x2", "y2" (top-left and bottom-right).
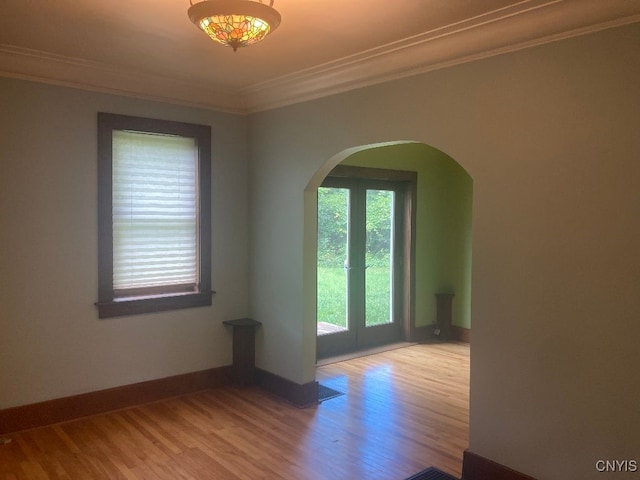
[{"x1": 188, "y1": 0, "x2": 281, "y2": 52}]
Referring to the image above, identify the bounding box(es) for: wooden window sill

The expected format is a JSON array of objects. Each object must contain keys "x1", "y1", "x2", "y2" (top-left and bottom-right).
[{"x1": 96, "y1": 291, "x2": 215, "y2": 318}]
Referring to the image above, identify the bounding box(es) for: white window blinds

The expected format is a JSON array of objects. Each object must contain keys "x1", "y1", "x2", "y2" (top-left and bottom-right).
[{"x1": 112, "y1": 130, "x2": 198, "y2": 294}]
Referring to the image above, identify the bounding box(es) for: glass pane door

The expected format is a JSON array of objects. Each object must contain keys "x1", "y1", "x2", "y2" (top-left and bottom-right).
[
  {"x1": 317, "y1": 176, "x2": 407, "y2": 360},
  {"x1": 317, "y1": 187, "x2": 350, "y2": 336},
  {"x1": 365, "y1": 189, "x2": 394, "y2": 327}
]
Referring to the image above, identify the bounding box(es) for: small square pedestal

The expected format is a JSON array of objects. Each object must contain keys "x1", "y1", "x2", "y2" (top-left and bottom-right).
[{"x1": 223, "y1": 318, "x2": 262, "y2": 386}]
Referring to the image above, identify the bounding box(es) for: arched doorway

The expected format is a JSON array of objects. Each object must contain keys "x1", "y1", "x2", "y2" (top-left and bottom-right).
[{"x1": 304, "y1": 141, "x2": 473, "y2": 364}]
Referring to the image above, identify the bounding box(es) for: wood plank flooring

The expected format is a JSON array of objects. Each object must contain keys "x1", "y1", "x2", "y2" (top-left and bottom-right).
[{"x1": 0, "y1": 342, "x2": 469, "y2": 480}]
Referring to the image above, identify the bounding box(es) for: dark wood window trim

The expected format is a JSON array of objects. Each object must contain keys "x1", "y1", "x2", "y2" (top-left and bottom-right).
[{"x1": 97, "y1": 113, "x2": 213, "y2": 318}]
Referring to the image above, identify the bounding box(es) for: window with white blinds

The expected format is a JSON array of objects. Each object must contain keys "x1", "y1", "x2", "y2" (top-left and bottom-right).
[
  {"x1": 112, "y1": 131, "x2": 198, "y2": 295},
  {"x1": 97, "y1": 113, "x2": 213, "y2": 318}
]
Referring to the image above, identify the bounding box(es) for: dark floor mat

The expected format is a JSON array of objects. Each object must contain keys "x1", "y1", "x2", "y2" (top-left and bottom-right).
[
  {"x1": 317, "y1": 384, "x2": 344, "y2": 402},
  {"x1": 405, "y1": 466, "x2": 459, "y2": 480}
]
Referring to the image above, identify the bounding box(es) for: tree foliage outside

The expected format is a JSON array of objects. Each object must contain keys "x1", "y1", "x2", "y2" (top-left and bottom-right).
[
  {"x1": 317, "y1": 187, "x2": 349, "y2": 267},
  {"x1": 317, "y1": 187, "x2": 393, "y2": 267},
  {"x1": 365, "y1": 189, "x2": 394, "y2": 267}
]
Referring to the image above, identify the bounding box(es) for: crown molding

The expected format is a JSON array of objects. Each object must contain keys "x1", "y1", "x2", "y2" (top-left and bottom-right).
[
  {"x1": 242, "y1": 0, "x2": 640, "y2": 112},
  {"x1": 0, "y1": 0, "x2": 638, "y2": 115},
  {"x1": 0, "y1": 45, "x2": 246, "y2": 114}
]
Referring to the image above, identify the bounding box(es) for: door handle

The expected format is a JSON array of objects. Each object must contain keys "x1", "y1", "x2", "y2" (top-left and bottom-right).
[{"x1": 343, "y1": 264, "x2": 369, "y2": 270}]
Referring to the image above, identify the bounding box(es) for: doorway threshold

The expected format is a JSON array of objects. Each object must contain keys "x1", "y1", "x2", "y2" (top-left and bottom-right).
[{"x1": 316, "y1": 341, "x2": 417, "y2": 366}]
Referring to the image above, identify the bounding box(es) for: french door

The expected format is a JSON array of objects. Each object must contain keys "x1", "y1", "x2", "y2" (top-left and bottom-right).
[{"x1": 316, "y1": 174, "x2": 408, "y2": 359}]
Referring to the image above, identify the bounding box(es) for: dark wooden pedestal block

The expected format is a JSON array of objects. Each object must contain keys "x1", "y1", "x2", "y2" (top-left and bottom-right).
[
  {"x1": 435, "y1": 293, "x2": 454, "y2": 341},
  {"x1": 222, "y1": 318, "x2": 262, "y2": 386}
]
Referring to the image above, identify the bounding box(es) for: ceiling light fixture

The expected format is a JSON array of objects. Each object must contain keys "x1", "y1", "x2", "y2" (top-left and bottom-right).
[{"x1": 188, "y1": 0, "x2": 281, "y2": 52}]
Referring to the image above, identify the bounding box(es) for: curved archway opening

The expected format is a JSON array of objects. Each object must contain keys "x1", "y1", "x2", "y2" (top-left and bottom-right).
[{"x1": 303, "y1": 141, "x2": 472, "y2": 377}]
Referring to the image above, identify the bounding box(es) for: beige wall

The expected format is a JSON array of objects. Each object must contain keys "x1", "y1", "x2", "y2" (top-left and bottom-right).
[
  {"x1": 248, "y1": 24, "x2": 640, "y2": 480},
  {"x1": 0, "y1": 79, "x2": 249, "y2": 409}
]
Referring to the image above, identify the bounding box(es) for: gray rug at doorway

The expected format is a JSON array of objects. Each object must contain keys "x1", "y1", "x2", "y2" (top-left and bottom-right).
[
  {"x1": 317, "y1": 384, "x2": 344, "y2": 402},
  {"x1": 405, "y1": 466, "x2": 459, "y2": 480}
]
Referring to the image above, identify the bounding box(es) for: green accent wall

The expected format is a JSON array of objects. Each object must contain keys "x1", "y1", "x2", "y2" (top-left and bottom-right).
[{"x1": 342, "y1": 142, "x2": 472, "y2": 329}]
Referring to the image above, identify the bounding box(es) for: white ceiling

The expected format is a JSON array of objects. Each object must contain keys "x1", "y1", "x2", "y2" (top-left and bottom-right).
[{"x1": 1, "y1": 0, "x2": 638, "y2": 113}]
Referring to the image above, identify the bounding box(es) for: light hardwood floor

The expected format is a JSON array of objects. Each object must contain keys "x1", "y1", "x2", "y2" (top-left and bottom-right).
[{"x1": 0, "y1": 342, "x2": 469, "y2": 480}]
